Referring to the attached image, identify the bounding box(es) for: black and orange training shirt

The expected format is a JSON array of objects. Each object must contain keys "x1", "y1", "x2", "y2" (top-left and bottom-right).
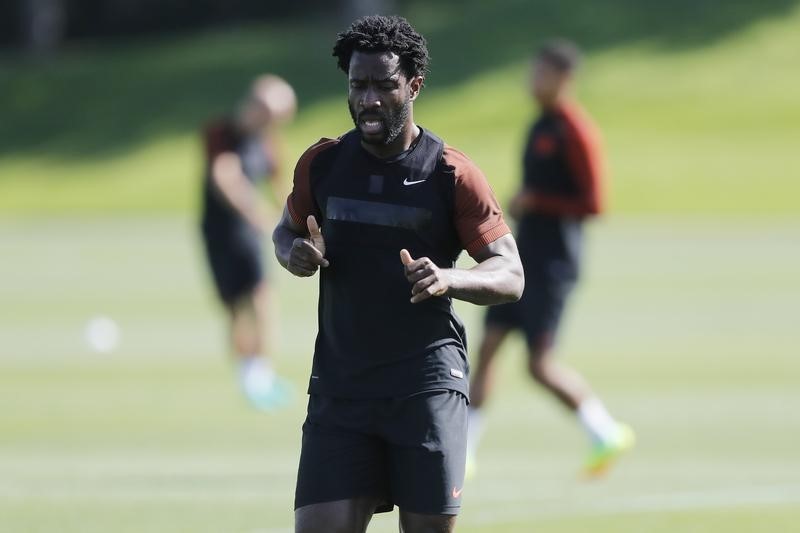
[
  {"x1": 287, "y1": 128, "x2": 510, "y2": 398},
  {"x1": 201, "y1": 118, "x2": 276, "y2": 235},
  {"x1": 518, "y1": 102, "x2": 605, "y2": 283}
]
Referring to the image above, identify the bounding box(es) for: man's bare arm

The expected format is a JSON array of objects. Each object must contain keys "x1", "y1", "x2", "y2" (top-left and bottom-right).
[
  {"x1": 273, "y1": 206, "x2": 328, "y2": 277},
  {"x1": 401, "y1": 233, "x2": 524, "y2": 305},
  {"x1": 211, "y1": 152, "x2": 270, "y2": 232}
]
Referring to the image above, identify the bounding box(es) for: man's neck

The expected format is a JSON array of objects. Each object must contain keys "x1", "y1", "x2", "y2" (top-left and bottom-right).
[
  {"x1": 539, "y1": 94, "x2": 570, "y2": 113},
  {"x1": 361, "y1": 123, "x2": 421, "y2": 159}
]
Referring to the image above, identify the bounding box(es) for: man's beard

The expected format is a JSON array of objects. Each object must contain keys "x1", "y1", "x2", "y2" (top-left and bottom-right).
[{"x1": 349, "y1": 97, "x2": 411, "y2": 146}]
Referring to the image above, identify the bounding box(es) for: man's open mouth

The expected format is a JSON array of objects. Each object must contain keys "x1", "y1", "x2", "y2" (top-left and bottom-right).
[{"x1": 359, "y1": 115, "x2": 385, "y2": 135}]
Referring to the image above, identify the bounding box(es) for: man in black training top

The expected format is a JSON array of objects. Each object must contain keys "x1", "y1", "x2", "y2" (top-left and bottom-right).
[{"x1": 273, "y1": 15, "x2": 524, "y2": 533}]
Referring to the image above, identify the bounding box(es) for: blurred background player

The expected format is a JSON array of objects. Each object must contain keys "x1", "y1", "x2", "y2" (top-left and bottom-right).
[
  {"x1": 467, "y1": 40, "x2": 634, "y2": 477},
  {"x1": 200, "y1": 74, "x2": 297, "y2": 410}
]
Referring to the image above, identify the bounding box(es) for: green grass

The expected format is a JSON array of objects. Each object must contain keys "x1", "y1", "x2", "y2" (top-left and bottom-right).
[
  {"x1": 2, "y1": 1, "x2": 800, "y2": 531},
  {"x1": 2, "y1": 0, "x2": 800, "y2": 214},
  {"x1": 1, "y1": 215, "x2": 799, "y2": 532}
]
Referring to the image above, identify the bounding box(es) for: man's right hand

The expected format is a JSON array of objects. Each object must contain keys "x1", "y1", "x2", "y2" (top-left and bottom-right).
[{"x1": 287, "y1": 215, "x2": 329, "y2": 277}]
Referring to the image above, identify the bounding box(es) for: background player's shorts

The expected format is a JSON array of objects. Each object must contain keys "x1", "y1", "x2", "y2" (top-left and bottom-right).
[
  {"x1": 485, "y1": 277, "x2": 574, "y2": 351},
  {"x1": 201, "y1": 225, "x2": 264, "y2": 304},
  {"x1": 294, "y1": 389, "x2": 468, "y2": 515}
]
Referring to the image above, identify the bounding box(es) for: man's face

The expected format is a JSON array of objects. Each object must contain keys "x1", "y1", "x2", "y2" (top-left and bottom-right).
[
  {"x1": 238, "y1": 97, "x2": 271, "y2": 134},
  {"x1": 531, "y1": 59, "x2": 569, "y2": 106},
  {"x1": 347, "y1": 51, "x2": 421, "y2": 146}
]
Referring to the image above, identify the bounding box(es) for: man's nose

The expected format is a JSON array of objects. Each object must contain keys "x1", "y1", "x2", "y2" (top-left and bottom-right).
[{"x1": 360, "y1": 86, "x2": 381, "y2": 109}]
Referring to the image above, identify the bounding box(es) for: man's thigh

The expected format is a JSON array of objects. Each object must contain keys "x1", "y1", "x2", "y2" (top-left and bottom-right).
[
  {"x1": 382, "y1": 390, "x2": 468, "y2": 516},
  {"x1": 294, "y1": 395, "x2": 392, "y2": 511},
  {"x1": 295, "y1": 497, "x2": 381, "y2": 533},
  {"x1": 202, "y1": 229, "x2": 264, "y2": 305},
  {"x1": 521, "y1": 280, "x2": 574, "y2": 353},
  {"x1": 399, "y1": 511, "x2": 456, "y2": 533}
]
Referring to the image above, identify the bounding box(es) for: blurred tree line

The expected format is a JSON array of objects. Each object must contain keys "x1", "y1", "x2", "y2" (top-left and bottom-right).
[{"x1": 2, "y1": 0, "x2": 396, "y2": 54}]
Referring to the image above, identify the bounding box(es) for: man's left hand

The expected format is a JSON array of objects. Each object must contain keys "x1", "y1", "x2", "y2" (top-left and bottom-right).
[{"x1": 400, "y1": 249, "x2": 450, "y2": 304}]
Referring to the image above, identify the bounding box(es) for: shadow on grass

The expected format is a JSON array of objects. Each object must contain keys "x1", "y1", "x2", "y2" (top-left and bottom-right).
[{"x1": 0, "y1": 0, "x2": 797, "y2": 163}]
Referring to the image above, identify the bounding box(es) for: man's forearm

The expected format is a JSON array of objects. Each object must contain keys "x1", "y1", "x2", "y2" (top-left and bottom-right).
[{"x1": 444, "y1": 255, "x2": 523, "y2": 305}]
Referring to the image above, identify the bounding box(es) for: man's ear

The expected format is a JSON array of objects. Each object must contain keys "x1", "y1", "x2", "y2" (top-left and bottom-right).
[{"x1": 408, "y1": 75, "x2": 424, "y2": 101}]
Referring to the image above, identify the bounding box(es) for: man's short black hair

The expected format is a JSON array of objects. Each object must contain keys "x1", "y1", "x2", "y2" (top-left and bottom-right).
[
  {"x1": 333, "y1": 15, "x2": 430, "y2": 80},
  {"x1": 537, "y1": 39, "x2": 582, "y2": 72}
]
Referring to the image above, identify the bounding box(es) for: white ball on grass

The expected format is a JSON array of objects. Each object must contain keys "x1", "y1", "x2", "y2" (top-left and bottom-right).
[{"x1": 84, "y1": 316, "x2": 120, "y2": 353}]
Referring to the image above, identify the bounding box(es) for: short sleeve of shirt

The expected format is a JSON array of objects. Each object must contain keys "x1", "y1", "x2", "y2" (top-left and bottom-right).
[
  {"x1": 443, "y1": 146, "x2": 511, "y2": 257},
  {"x1": 204, "y1": 120, "x2": 237, "y2": 160},
  {"x1": 286, "y1": 138, "x2": 339, "y2": 227}
]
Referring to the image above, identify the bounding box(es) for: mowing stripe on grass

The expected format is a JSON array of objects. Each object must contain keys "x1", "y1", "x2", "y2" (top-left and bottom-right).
[{"x1": 469, "y1": 482, "x2": 800, "y2": 525}]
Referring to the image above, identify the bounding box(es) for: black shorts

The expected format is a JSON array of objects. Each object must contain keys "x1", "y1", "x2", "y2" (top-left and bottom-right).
[
  {"x1": 294, "y1": 389, "x2": 468, "y2": 515},
  {"x1": 201, "y1": 225, "x2": 264, "y2": 304},
  {"x1": 485, "y1": 278, "x2": 574, "y2": 350}
]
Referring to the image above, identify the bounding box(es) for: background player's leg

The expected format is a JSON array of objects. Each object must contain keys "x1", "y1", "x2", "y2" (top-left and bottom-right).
[
  {"x1": 469, "y1": 325, "x2": 511, "y2": 409},
  {"x1": 229, "y1": 282, "x2": 266, "y2": 358},
  {"x1": 231, "y1": 279, "x2": 275, "y2": 358},
  {"x1": 528, "y1": 336, "x2": 634, "y2": 475},
  {"x1": 229, "y1": 281, "x2": 291, "y2": 409},
  {"x1": 295, "y1": 498, "x2": 378, "y2": 533},
  {"x1": 398, "y1": 511, "x2": 456, "y2": 533},
  {"x1": 527, "y1": 335, "x2": 591, "y2": 410},
  {"x1": 465, "y1": 325, "x2": 510, "y2": 477}
]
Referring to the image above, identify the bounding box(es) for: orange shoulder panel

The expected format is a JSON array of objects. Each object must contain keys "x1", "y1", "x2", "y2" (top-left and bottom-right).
[{"x1": 287, "y1": 138, "x2": 340, "y2": 226}]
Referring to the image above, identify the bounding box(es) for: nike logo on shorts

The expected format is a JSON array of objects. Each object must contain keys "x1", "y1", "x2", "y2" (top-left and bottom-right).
[
  {"x1": 403, "y1": 177, "x2": 426, "y2": 186},
  {"x1": 452, "y1": 486, "x2": 463, "y2": 498}
]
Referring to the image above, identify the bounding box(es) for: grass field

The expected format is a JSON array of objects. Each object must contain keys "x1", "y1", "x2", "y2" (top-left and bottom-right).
[
  {"x1": 1, "y1": 215, "x2": 798, "y2": 532},
  {"x1": 2, "y1": 1, "x2": 800, "y2": 214},
  {"x1": 2, "y1": 0, "x2": 800, "y2": 531}
]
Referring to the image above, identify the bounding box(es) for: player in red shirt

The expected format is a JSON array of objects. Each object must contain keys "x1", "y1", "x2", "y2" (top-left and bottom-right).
[
  {"x1": 467, "y1": 40, "x2": 635, "y2": 478},
  {"x1": 200, "y1": 75, "x2": 296, "y2": 410}
]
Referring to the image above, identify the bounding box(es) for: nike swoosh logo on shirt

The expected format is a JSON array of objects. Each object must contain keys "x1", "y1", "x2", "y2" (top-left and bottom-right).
[
  {"x1": 452, "y1": 486, "x2": 463, "y2": 498},
  {"x1": 403, "y1": 178, "x2": 426, "y2": 186}
]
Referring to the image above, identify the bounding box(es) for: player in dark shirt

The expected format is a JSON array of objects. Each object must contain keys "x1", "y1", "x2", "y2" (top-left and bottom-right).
[
  {"x1": 201, "y1": 75, "x2": 296, "y2": 410},
  {"x1": 467, "y1": 40, "x2": 635, "y2": 478},
  {"x1": 272, "y1": 16, "x2": 524, "y2": 533}
]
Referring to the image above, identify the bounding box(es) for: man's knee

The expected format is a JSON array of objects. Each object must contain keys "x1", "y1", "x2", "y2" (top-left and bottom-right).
[
  {"x1": 399, "y1": 511, "x2": 456, "y2": 533},
  {"x1": 527, "y1": 351, "x2": 557, "y2": 384},
  {"x1": 527, "y1": 354, "x2": 546, "y2": 382},
  {"x1": 526, "y1": 333, "x2": 556, "y2": 381}
]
